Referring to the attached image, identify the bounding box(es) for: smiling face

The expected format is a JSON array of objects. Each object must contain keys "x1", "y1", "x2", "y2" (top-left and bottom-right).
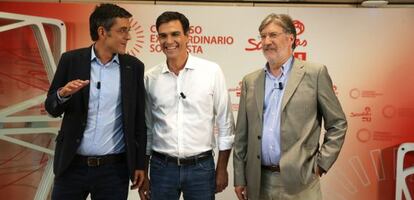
[
  {"x1": 100, "y1": 17, "x2": 131, "y2": 55},
  {"x1": 260, "y1": 22, "x2": 294, "y2": 65},
  {"x1": 157, "y1": 20, "x2": 189, "y2": 61}
]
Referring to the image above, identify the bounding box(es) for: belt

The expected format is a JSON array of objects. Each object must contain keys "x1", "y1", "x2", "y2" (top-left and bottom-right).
[
  {"x1": 262, "y1": 165, "x2": 280, "y2": 172},
  {"x1": 73, "y1": 153, "x2": 125, "y2": 167},
  {"x1": 152, "y1": 150, "x2": 212, "y2": 166}
]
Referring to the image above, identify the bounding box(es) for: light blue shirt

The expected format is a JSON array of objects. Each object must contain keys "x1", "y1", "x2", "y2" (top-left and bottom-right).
[
  {"x1": 261, "y1": 56, "x2": 293, "y2": 166},
  {"x1": 76, "y1": 47, "x2": 125, "y2": 156}
]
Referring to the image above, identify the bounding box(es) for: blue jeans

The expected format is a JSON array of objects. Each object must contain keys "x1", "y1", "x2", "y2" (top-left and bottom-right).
[
  {"x1": 51, "y1": 162, "x2": 129, "y2": 200},
  {"x1": 150, "y1": 155, "x2": 215, "y2": 200}
]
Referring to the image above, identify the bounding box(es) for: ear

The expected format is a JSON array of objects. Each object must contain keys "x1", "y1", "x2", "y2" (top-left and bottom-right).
[
  {"x1": 184, "y1": 31, "x2": 190, "y2": 44},
  {"x1": 97, "y1": 26, "x2": 107, "y2": 39},
  {"x1": 288, "y1": 33, "x2": 295, "y2": 46}
]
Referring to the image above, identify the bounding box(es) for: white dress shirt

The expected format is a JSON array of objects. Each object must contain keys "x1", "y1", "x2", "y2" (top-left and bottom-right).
[{"x1": 145, "y1": 54, "x2": 234, "y2": 158}]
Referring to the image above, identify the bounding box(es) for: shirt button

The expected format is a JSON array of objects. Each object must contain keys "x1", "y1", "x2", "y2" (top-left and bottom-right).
[
  {"x1": 257, "y1": 136, "x2": 261, "y2": 140},
  {"x1": 76, "y1": 139, "x2": 80, "y2": 143},
  {"x1": 257, "y1": 155, "x2": 260, "y2": 159}
]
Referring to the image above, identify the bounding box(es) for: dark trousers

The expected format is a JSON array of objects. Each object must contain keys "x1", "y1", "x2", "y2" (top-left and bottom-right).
[{"x1": 51, "y1": 162, "x2": 129, "y2": 200}]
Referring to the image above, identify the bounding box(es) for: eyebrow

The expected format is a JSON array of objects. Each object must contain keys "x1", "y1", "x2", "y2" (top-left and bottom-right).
[{"x1": 159, "y1": 31, "x2": 181, "y2": 35}]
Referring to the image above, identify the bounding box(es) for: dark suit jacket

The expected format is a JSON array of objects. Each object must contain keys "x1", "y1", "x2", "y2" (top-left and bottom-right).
[{"x1": 45, "y1": 46, "x2": 146, "y2": 180}]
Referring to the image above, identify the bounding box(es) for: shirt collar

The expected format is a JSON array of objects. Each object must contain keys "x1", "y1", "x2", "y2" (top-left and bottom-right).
[
  {"x1": 161, "y1": 53, "x2": 196, "y2": 73},
  {"x1": 264, "y1": 55, "x2": 293, "y2": 77},
  {"x1": 91, "y1": 45, "x2": 120, "y2": 65}
]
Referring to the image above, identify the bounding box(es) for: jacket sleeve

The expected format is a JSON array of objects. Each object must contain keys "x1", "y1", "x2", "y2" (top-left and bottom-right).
[
  {"x1": 45, "y1": 52, "x2": 70, "y2": 118},
  {"x1": 233, "y1": 78, "x2": 248, "y2": 186},
  {"x1": 135, "y1": 60, "x2": 147, "y2": 170},
  {"x1": 316, "y1": 65, "x2": 348, "y2": 172}
]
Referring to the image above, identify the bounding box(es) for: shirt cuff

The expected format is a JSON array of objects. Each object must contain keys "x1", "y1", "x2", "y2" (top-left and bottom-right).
[
  {"x1": 57, "y1": 88, "x2": 71, "y2": 104},
  {"x1": 217, "y1": 134, "x2": 234, "y2": 151}
]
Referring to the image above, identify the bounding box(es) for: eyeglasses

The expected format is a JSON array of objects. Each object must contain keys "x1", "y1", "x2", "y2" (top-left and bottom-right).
[
  {"x1": 259, "y1": 32, "x2": 285, "y2": 40},
  {"x1": 111, "y1": 27, "x2": 131, "y2": 35}
]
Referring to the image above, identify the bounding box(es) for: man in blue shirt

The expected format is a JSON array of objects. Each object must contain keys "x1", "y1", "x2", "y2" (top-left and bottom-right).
[
  {"x1": 233, "y1": 13, "x2": 347, "y2": 200},
  {"x1": 45, "y1": 3, "x2": 146, "y2": 200}
]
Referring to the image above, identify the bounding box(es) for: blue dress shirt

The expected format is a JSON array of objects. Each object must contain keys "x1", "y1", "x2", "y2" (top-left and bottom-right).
[
  {"x1": 261, "y1": 56, "x2": 293, "y2": 166},
  {"x1": 76, "y1": 47, "x2": 125, "y2": 156}
]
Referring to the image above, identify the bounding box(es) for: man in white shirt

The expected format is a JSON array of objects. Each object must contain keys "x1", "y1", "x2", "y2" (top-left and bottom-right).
[{"x1": 139, "y1": 11, "x2": 235, "y2": 200}]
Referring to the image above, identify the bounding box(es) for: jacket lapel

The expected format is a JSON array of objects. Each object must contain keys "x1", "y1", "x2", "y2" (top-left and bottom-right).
[
  {"x1": 119, "y1": 55, "x2": 131, "y2": 122},
  {"x1": 255, "y1": 70, "x2": 265, "y2": 122},
  {"x1": 281, "y1": 58, "x2": 305, "y2": 112},
  {"x1": 80, "y1": 47, "x2": 92, "y2": 110}
]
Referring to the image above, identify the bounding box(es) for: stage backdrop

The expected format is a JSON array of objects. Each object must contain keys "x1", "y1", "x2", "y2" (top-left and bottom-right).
[{"x1": 0, "y1": 2, "x2": 414, "y2": 200}]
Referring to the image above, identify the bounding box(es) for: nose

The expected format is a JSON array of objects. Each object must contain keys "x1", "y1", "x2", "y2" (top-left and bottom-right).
[
  {"x1": 262, "y1": 36, "x2": 272, "y2": 46},
  {"x1": 165, "y1": 35, "x2": 174, "y2": 44},
  {"x1": 126, "y1": 32, "x2": 131, "y2": 40}
]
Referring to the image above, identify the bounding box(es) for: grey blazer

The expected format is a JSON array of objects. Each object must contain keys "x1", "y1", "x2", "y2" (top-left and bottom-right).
[{"x1": 233, "y1": 58, "x2": 347, "y2": 199}]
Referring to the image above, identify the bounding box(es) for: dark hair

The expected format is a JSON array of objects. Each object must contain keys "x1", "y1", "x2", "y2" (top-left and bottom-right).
[
  {"x1": 156, "y1": 11, "x2": 190, "y2": 34},
  {"x1": 89, "y1": 3, "x2": 132, "y2": 41},
  {"x1": 259, "y1": 13, "x2": 297, "y2": 50}
]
